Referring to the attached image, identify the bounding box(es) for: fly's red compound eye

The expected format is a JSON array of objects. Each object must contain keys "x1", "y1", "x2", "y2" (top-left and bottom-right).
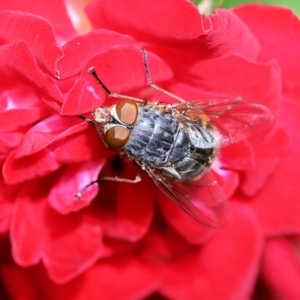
[
  {"x1": 116, "y1": 100, "x2": 138, "y2": 125},
  {"x1": 104, "y1": 126, "x2": 130, "y2": 148}
]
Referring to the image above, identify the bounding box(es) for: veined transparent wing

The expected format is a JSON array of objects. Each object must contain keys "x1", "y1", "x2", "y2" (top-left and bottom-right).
[
  {"x1": 146, "y1": 168, "x2": 227, "y2": 227},
  {"x1": 172, "y1": 98, "x2": 275, "y2": 146}
]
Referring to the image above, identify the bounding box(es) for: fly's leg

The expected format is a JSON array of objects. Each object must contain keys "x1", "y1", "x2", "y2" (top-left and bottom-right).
[
  {"x1": 74, "y1": 169, "x2": 142, "y2": 200},
  {"x1": 78, "y1": 115, "x2": 93, "y2": 123},
  {"x1": 140, "y1": 48, "x2": 186, "y2": 103},
  {"x1": 89, "y1": 51, "x2": 185, "y2": 104},
  {"x1": 88, "y1": 67, "x2": 146, "y2": 104}
]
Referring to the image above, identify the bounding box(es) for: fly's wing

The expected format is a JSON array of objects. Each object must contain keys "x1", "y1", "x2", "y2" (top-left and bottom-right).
[
  {"x1": 142, "y1": 99, "x2": 272, "y2": 225},
  {"x1": 146, "y1": 168, "x2": 227, "y2": 227},
  {"x1": 172, "y1": 98, "x2": 275, "y2": 146}
]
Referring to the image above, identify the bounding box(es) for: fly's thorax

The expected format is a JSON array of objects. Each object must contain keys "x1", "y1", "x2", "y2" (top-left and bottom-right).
[
  {"x1": 123, "y1": 105, "x2": 190, "y2": 166},
  {"x1": 92, "y1": 100, "x2": 139, "y2": 149}
]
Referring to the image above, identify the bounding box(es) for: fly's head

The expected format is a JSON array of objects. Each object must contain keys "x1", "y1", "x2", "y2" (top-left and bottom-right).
[{"x1": 92, "y1": 99, "x2": 139, "y2": 149}]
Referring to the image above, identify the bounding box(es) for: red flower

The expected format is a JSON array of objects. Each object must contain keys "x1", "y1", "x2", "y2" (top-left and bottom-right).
[{"x1": 0, "y1": 0, "x2": 299, "y2": 299}]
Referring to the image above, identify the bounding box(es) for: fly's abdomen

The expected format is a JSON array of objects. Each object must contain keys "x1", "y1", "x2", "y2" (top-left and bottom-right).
[
  {"x1": 124, "y1": 106, "x2": 189, "y2": 165},
  {"x1": 173, "y1": 124, "x2": 218, "y2": 180}
]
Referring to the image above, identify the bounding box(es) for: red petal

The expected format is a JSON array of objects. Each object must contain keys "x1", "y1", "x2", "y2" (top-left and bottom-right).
[
  {"x1": 157, "y1": 167, "x2": 241, "y2": 242},
  {"x1": 250, "y1": 100, "x2": 300, "y2": 235},
  {"x1": 48, "y1": 160, "x2": 105, "y2": 214},
  {"x1": 0, "y1": 42, "x2": 64, "y2": 112},
  {"x1": 2, "y1": 117, "x2": 90, "y2": 184},
  {"x1": 61, "y1": 46, "x2": 173, "y2": 115},
  {"x1": 0, "y1": 11, "x2": 64, "y2": 74},
  {"x1": 61, "y1": 77, "x2": 107, "y2": 115},
  {"x1": 216, "y1": 168, "x2": 240, "y2": 199},
  {"x1": 57, "y1": 30, "x2": 137, "y2": 79},
  {"x1": 96, "y1": 179, "x2": 154, "y2": 242},
  {"x1": 234, "y1": 4, "x2": 300, "y2": 99},
  {"x1": 3, "y1": 149, "x2": 60, "y2": 184},
  {"x1": 1, "y1": 256, "x2": 158, "y2": 299},
  {"x1": 1, "y1": 265, "x2": 39, "y2": 299},
  {"x1": 11, "y1": 182, "x2": 104, "y2": 284},
  {"x1": 86, "y1": 0, "x2": 204, "y2": 43},
  {"x1": 108, "y1": 182, "x2": 154, "y2": 241},
  {"x1": 259, "y1": 238, "x2": 300, "y2": 300},
  {"x1": 66, "y1": 257, "x2": 157, "y2": 299},
  {"x1": 0, "y1": 86, "x2": 51, "y2": 131},
  {"x1": 0, "y1": 0, "x2": 75, "y2": 41},
  {"x1": 0, "y1": 199, "x2": 13, "y2": 233},
  {"x1": 158, "y1": 193, "x2": 217, "y2": 244},
  {"x1": 15, "y1": 115, "x2": 86, "y2": 158},
  {"x1": 202, "y1": 9, "x2": 260, "y2": 60},
  {"x1": 241, "y1": 128, "x2": 288, "y2": 196},
  {"x1": 220, "y1": 141, "x2": 255, "y2": 170},
  {"x1": 53, "y1": 127, "x2": 108, "y2": 163},
  {"x1": 0, "y1": 177, "x2": 17, "y2": 233},
  {"x1": 161, "y1": 202, "x2": 263, "y2": 299},
  {"x1": 173, "y1": 55, "x2": 281, "y2": 112},
  {"x1": 84, "y1": 46, "x2": 173, "y2": 94},
  {"x1": 86, "y1": 1, "x2": 259, "y2": 60},
  {"x1": 0, "y1": 132, "x2": 23, "y2": 157},
  {"x1": 157, "y1": 170, "x2": 233, "y2": 243}
]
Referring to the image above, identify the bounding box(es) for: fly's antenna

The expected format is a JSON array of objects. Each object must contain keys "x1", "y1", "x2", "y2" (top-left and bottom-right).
[
  {"x1": 88, "y1": 67, "x2": 112, "y2": 95},
  {"x1": 140, "y1": 48, "x2": 153, "y2": 86}
]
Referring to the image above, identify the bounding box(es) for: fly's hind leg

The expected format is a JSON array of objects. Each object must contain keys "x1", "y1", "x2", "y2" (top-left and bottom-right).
[
  {"x1": 74, "y1": 169, "x2": 142, "y2": 200},
  {"x1": 140, "y1": 48, "x2": 186, "y2": 103}
]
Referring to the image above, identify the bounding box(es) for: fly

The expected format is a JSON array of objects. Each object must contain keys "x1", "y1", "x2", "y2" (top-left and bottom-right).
[{"x1": 77, "y1": 48, "x2": 274, "y2": 227}]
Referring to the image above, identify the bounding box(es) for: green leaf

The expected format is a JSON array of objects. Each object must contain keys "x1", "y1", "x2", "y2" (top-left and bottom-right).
[
  {"x1": 197, "y1": 0, "x2": 224, "y2": 15},
  {"x1": 222, "y1": 0, "x2": 300, "y2": 16}
]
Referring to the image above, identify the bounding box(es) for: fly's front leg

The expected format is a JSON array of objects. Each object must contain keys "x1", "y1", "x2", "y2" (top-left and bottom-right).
[
  {"x1": 140, "y1": 48, "x2": 186, "y2": 103},
  {"x1": 75, "y1": 169, "x2": 142, "y2": 200},
  {"x1": 78, "y1": 115, "x2": 92, "y2": 123},
  {"x1": 88, "y1": 67, "x2": 146, "y2": 104}
]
